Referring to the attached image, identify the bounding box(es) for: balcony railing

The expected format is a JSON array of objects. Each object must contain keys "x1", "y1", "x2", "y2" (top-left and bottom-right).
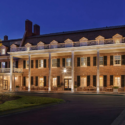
[
  {"x1": 0, "y1": 68, "x2": 23, "y2": 73},
  {"x1": 10, "y1": 38, "x2": 125, "y2": 52}
]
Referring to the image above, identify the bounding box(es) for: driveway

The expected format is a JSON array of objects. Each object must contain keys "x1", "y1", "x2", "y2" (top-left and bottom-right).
[{"x1": 0, "y1": 93, "x2": 125, "y2": 125}]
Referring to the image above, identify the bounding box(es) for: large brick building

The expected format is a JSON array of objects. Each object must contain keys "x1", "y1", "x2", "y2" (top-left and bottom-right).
[{"x1": 1, "y1": 20, "x2": 125, "y2": 92}]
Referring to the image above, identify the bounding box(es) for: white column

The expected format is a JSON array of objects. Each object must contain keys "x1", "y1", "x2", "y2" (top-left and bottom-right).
[
  {"x1": 10, "y1": 56, "x2": 13, "y2": 91},
  {"x1": 71, "y1": 51, "x2": 74, "y2": 92},
  {"x1": 97, "y1": 50, "x2": 100, "y2": 93},
  {"x1": 28, "y1": 55, "x2": 31, "y2": 91},
  {"x1": 48, "y1": 53, "x2": 51, "y2": 91}
]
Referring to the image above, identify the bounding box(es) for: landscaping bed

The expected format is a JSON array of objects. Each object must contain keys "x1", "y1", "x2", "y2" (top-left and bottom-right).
[{"x1": 0, "y1": 94, "x2": 63, "y2": 111}]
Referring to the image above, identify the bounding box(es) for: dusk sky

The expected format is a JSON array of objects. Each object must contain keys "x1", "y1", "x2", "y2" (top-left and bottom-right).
[{"x1": 0, "y1": 0, "x2": 124, "y2": 40}]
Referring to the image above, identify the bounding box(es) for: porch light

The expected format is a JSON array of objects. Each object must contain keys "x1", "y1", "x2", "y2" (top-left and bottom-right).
[{"x1": 63, "y1": 68, "x2": 67, "y2": 73}]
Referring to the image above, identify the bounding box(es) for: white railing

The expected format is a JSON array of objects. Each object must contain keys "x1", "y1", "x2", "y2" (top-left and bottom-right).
[
  {"x1": 0, "y1": 68, "x2": 23, "y2": 73},
  {"x1": 10, "y1": 38, "x2": 125, "y2": 52}
]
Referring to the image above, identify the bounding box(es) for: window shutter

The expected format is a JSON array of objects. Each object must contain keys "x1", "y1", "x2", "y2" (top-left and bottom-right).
[
  {"x1": 44, "y1": 59, "x2": 46, "y2": 68},
  {"x1": 87, "y1": 57, "x2": 90, "y2": 66},
  {"x1": 23, "y1": 77, "x2": 26, "y2": 86},
  {"x1": 0, "y1": 62, "x2": 1, "y2": 68},
  {"x1": 36, "y1": 76, "x2": 38, "y2": 86},
  {"x1": 44, "y1": 76, "x2": 46, "y2": 86},
  {"x1": 16, "y1": 61, "x2": 18, "y2": 68},
  {"x1": 122, "y1": 55, "x2": 125, "y2": 65},
  {"x1": 110, "y1": 56, "x2": 113, "y2": 65},
  {"x1": 8, "y1": 62, "x2": 10, "y2": 68},
  {"x1": 93, "y1": 75, "x2": 96, "y2": 86},
  {"x1": 31, "y1": 60, "x2": 33, "y2": 68},
  {"x1": 104, "y1": 56, "x2": 107, "y2": 66},
  {"x1": 5, "y1": 62, "x2": 7, "y2": 68},
  {"x1": 103, "y1": 75, "x2": 107, "y2": 87},
  {"x1": 48, "y1": 59, "x2": 49, "y2": 68},
  {"x1": 36, "y1": 60, "x2": 38, "y2": 68},
  {"x1": 23, "y1": 60, "x2": 26, "y2": 69},
  {"x1": 31, "y1": 77, "x2": 33, "y2": 85},
  {"x1": 77, "y1": 76, "x2": 80, "y2": 86},
  {"x1": 110, "y1": 75, "x2": 113, "y2": 85},
  {"x1": 77, "y1": 57, "x2": 80, "y2": 67},
  {"x1": 121, "y1": 75, "x2": 125, "y2": 87},
  {"x1": 57, "y1": 58, "x2": 60, "y2": 67},
  {"x1": 87, "y1": 76, "x2": 90, "y2": 86},
  {"x1": 62, "y1": 58, "x2": 65, "y2": 67},
  {"x1": 57, "y1": 76, "x2": 60, "y2": 85},
  {"x1": 93, "y1": 57, "x2": 96, "y2": 66}
]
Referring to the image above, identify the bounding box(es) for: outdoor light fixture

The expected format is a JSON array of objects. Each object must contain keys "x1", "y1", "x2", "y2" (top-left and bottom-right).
[{"x1": 64, "y1": 68, "x2": 67, "y2": 73}]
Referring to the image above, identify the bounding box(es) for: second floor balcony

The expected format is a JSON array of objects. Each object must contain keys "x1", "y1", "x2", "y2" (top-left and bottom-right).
[{"x1": 0, "y1": 68, "x2": 23, "y2": 73}]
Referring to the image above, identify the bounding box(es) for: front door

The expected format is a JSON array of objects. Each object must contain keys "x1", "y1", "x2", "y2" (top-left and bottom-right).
[
  {"x1": 3, "y1": 80, "x2": 8, "y2": 90},
  {"x1": 64, "y1": 79, "x2": 72, "y2": 90}
]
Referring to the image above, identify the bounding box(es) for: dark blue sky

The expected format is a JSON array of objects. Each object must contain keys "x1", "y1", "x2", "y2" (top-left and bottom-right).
[{"x1": 0, "y1": 0, "x2": 124, "y2": 40}]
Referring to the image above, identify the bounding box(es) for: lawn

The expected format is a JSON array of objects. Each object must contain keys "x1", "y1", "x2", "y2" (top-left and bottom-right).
[{"x1": 0, "y1": 95, "x2": 63, "y2": 111}]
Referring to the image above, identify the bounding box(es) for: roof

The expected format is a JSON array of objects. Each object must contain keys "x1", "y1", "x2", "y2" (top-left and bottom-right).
[{"x1": 23, "y1": 25, "x2": 125, "y2": 46}]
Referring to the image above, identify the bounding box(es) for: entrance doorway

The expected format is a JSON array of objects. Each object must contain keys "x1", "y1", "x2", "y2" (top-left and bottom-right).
[
  {"x1": 64, "y1": 79, "x2": 72, "y2": 90},
  {"x1": 3, "y1": 80, "x2": 8, "y2": 90}
]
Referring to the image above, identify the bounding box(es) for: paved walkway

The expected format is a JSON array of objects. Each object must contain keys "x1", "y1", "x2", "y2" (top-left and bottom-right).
[{"x1": 0, "y1": 93, "x2": 125, "y2": 125}]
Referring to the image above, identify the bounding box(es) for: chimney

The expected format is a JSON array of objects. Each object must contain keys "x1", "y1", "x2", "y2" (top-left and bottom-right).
[
  {"x1": 25, "y1": 20, "x2": 32, "y2": 37},
  {"x1": 4, "y1": 35, "x2": 8, "y2": 41},
  {"x1": 34, "y1": 24, "x2": 40, "y2": 35}
]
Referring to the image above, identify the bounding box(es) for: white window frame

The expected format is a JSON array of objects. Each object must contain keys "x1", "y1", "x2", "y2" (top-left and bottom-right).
[
  {"x1": 80, "y1": 57, "x2": 87, "y2": 67},
  {"x1": 1, "y1": 49, "x2": 5, "y2": 55},
  {"x1": 99, "y1": 76, "x2": 103, "y2": 87},
  {"x1": 66, "y1": 58, "x2": 71, "y2": 67},
  {"x1": 114, "y1": 76, "x2": 121, "y2": 88},
  {"x1": 99, "y1": 56, "x2": 104, "y2": 66},
  {"x1": 114, "y1": 55, "x2": 121, "y2": 66},
  {"x1": 80, "y1": 76, "x2": 87, "y2": 87},
  {"x1": 38, "y1": 59, "x2": 44, "y2": 68},
  {"x1": 52, "y1": 59, "x2": 57, "y2": 68},
  {"x1": 26, "y1": 60, "x2": 29, "y2": 69},
  {"x1": 1, "y1": 62, "x2": 5, "y2": 68},
  {"x1": 39, "y1": 77, "x2": 44, "y2": 87},
  {"x1": 53, "y1": 77, "x2": 57, "y2": 87}
]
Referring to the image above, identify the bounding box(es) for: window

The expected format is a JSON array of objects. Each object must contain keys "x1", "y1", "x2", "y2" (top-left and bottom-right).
[
  {"x1": 1, "y1": 62, "x2": 5, "y2": 68},
  {"x1": 81, "y1": 77, "x2": 87, "y2": 87},
  {"x1": 1, "y1": 49, "x2": 5, "y2": 55},
  {"x1": 99, "y1": 57, "x2": 103, "y2": 66},
  {"x1": 53, "y1": 77, "x2": 57, "y2": 87},
  {"x1": 39, "y1": 77, "x2": 44, "y2": 87},
  {"x1": 39, "y1": 60, "x2": 43, "y2": 68},
  {"x1": 81, "y1": 57, "x2": 87, "y2": 66},
  {"x1": 99, "y1": 76, "x2": 103, "y2": 87},
  {"x1": 66, "y1": 58, "x2": 71, "y2": 67},
  {"x1": 114, "y1": 77, "x2": 121, "y2": 88},
  {"x1": 114, "y1": 55, "x2": 121, "y2": 65},
  {"x1": 26, "y1": 60, "x2": 29, "y2": 68},
  {"x1": 52, "y1": 59, "x2": 57, "y2": 67}
]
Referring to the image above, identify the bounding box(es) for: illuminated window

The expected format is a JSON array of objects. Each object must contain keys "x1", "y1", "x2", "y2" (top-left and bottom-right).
[
  {"x1": 99, "y1": 57, "x2": 103, "y2": 66},
  {"x1": 114, "y1": 55, "x2": 121, "y2": 65},
  {"x1": 39, "y1": 77, "x2": 44, "y2": 87},
  {"x1": 81, "y1": 77, "x2": 87, "y2": 87},
  {"x1": 39, "y1": 60, "x2": 43, "y2": 68},
  {"x1": 26, "y1": 60, "x2": 29, "y2": 68},
  {"x1": 1, "y1": 62, "x2": 5, "y2": 68},
  {"x1": 52, "y1": 59, "x2": 57, "y2": 67},
  {"x1": 81, "y1": 57, "x2": 87, "y2": 66},
  {"x1": 66, "y1": 58, "x2": 71, "y2": 67},
  {"x1": 99, "y1": 76, "x2": 103, "y2": 87},
  {"x1": 1, "y1": 49, "x2": 5, "y2": 55},
  {"x1": 53, "y1": 77, "x2": 57, "y2": 87},
  {"x1": 114, "y1": 77, "x2": 121, "y2": 87}
]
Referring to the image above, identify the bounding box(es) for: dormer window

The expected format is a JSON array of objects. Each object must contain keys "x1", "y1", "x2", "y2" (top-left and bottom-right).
[
  {"x1": 27, "y1": 47, "x2": 30, "y2": 51},
  {"x1": 1, "y1": 49, "x2": 5, "y2": 55}
]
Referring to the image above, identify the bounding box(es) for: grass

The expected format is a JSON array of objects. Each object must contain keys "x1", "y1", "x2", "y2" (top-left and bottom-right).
[{"x1": 0, "y1": 95, "x2": 63, "y2": 111}]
